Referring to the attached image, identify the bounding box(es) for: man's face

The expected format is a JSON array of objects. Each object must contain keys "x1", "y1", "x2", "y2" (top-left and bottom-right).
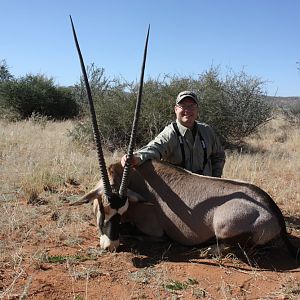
[{"x1": 174, "y1": 97, "x2": 198, "y2": 129}]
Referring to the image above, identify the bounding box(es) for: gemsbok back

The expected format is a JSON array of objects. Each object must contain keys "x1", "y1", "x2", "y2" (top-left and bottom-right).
[{"x1": 69, "y1": 17, "x2": 299, "y2": 261}]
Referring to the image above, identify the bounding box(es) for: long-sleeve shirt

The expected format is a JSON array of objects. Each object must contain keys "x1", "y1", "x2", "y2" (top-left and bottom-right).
[{"x1": 134, "y1": 120, "x2": 226, "y2": 177}]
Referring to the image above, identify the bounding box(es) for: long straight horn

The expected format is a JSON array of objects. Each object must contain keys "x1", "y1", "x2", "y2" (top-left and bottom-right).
[
  {"x1": 119, "y1": 25, "x2": 150, "y2": 199},
  {"x1": 70, "y1": 15, "x2": 112, "y2": 199}
]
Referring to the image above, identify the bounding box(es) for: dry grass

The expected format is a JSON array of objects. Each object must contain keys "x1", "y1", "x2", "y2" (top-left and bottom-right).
[
  {"x1": 1, "y1": 115, "x2": 298, "y2": 204},
  {"x1": 0, "y1": 119, "x2": 119, "y2": 201},
  {"x1": 0, "y1": 115, "x2": 299, "y2": 299},
  {"x1": 0, "y1": 119, "x2": 105, "y2": 297},
  {"x1": 223, "y1": 115, "x2": 300, "y2": 216},
  {"x1": 0, "y1": 115, "x2": 299, "y2": 236},
  {"x1": 0, "y1": 115, "x2": 299, "y2": 230}
]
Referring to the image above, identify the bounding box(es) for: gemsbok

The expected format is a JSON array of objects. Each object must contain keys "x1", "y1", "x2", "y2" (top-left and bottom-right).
[{"x1": 69, "y1": 17, "x2": 298, "y2": 260}]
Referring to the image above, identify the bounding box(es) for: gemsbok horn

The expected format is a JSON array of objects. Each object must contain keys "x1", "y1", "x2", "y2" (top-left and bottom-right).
[{"x1": 70, "y1": 15, "x2": 150, "y2": 251}]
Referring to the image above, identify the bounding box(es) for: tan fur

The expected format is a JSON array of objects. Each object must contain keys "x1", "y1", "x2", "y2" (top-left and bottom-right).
[{"x1": 73, "y1": 160, "x2": 296, "y2": 254}]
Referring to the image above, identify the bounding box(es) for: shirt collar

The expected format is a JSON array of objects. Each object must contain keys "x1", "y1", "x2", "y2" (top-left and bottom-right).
[{"x1": 176, "y1": 120, "x2": 196, "y2": 136}]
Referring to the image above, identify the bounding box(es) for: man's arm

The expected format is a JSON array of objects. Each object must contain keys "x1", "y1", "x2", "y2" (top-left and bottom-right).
[
  {"x1": 211, "y1": 150, "x2": 226, "y2": 177},
  {"x1": 121, "y1": 124, "x2": 175, "y2": 167},
  {"x1": 208, "y1": 126, "x2": 226, "y2": 177}
]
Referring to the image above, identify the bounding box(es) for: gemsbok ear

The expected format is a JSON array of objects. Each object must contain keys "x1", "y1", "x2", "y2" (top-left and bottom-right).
[{"x1": 127, "y1": 189, "x2": 148, "y2": 203}]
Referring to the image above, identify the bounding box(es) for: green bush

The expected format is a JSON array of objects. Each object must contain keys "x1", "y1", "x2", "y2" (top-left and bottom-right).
[
  {"x1": 198, "y1": 68, "x2": 272, "y2": 145},
  {"x1": 0, "y1": 74, "x2": 79, "y2": 120},
  {"x1": 71, "y1": 83, "x2": 137, "y2": 150},
  {"x1": 281, "y1": 102, "x2": 300, "y2": 124},
  {"x1": 70, "y1": 65, "x2": 272, "y2": 150},
  {"x1": 0, "y1": 59, "x2": 14, "y2": 82}
]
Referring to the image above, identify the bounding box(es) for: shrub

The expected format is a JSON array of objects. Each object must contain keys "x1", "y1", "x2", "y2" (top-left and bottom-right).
[
  {"x1": 281, "y1": 102, "x2": 300, "y2": 124},
  {"x1": 140, "y1": 75, "x2": 196, "y2": 141},
  {"x1": 70, "y1": 65, "x2": 272, "y2": 150},
  {"x1": 0, "y1": 74, "x2": 79, "y2": 120},
  {"x1": 0, "y1": 59, "x2": 14, "y2": 82},
  {"x1": 198, "y1": 68, "x2": 272, "y2": 145}
]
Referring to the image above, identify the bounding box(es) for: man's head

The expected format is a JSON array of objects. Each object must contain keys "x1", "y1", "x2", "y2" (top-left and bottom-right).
[
  {"x1": 174, "y1": 91, "x2": 199, "y2": 129},
  {"x1": 175, "y1": 91, "x2": 199, "y2": 106}
]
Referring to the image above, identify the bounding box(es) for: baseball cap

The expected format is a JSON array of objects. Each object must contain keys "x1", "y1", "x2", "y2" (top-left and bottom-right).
[{"x1": 176, "y1": 91, "x2": 198, "y2": 105}]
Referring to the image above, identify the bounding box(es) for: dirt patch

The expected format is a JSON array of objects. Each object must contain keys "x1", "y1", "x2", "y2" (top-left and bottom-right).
[{"x1": 1, "y1": 197, "x2": 300, "y2": 300}]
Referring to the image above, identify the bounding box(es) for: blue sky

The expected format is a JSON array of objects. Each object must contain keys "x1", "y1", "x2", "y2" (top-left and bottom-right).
[{"x1": 1, "y1": 0, "x2": 300, "y2": 96}]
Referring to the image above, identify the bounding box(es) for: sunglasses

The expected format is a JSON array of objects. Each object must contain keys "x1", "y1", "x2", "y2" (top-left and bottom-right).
[{"x1": 176, "y1": 104, "x2": 198, "y2": 111}]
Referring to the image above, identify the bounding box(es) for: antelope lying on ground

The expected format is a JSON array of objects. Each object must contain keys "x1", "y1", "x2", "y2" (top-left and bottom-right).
[
  {"x1": 70, "y1": 17, "x2": 298, "y2": 260},
  {"x1": 71, "y1": 160, "x2": 298, "y2": 258}
]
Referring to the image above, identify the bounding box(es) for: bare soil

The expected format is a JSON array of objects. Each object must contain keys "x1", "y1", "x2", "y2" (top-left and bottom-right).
[{"x1": 1, "y1": 189, "x2": 300, "y2": 300}]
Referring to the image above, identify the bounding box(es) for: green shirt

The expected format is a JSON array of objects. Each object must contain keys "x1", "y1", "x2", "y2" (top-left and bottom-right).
[{"x1": 135, "y1": 120, "x2": 225, "y2": 177}]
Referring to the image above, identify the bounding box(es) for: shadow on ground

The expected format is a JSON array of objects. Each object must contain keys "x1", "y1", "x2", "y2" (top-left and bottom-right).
[{"x1": 118, "y1": 223, "x2": 300, "y2": 272}]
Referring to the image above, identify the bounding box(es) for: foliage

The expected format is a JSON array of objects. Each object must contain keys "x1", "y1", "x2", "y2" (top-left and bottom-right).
[
  {"x1": 71, "y1": 63, "x2": 111, "y2": 116},
  {"x1": 71, "y1": 65, "x2": 270, "y2": 150},
  {"x1": 0, "y1": 74, "x2": 79, "y2": 120},
  {"x1": 0, "y1": 59, "x2": 14, "y2": 82},
  {"x1": 198, "y1": 68, "x2": 272, "y2": 145},
  {"x1": 140, "y1": 75, "x2": 197, "y2": 141},
  {"x1": 0, "y1": 59, "x2": 271, "y2": 148},
  {"x1": 44, "y1": 255, "x2": 86, "y2": 264},
  {"x1": 71, "y1": 65, "x2": 137, "y2": 149},
  {"x1": 281, "y1": 102, "x2": 300, "y2": 124},
  {"x1": 165, "y1": 278, "x2": 198, "y2": 292},
  {"x1": 289, "y1": 102, "x2": 300, "y2": 121}
]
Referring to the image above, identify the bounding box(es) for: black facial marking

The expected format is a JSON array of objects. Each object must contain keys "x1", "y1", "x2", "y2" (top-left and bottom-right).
[
  {"x1": 108, "y1": 194, "x2": 127, "y2": 209},
  {"x1": 101, "y1": 213, "x2": 121, "y2": 241},
  {"x1": 98, "y1": 194, "x2": 127, "y2": 242}
]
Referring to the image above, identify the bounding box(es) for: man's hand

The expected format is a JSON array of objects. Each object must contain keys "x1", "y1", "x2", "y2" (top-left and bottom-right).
[{"x1": 121, "y1": 154, "x2": 140, "y2": 168}]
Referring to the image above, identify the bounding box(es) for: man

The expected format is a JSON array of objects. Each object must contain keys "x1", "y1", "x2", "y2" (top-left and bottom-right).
[{"x1": 121, "y1": 91, "x2": 225, "y2": 177}]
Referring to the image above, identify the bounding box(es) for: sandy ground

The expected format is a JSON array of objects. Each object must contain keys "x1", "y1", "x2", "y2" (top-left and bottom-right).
[{"x1": 1, "y1": 192, "x2": 300, "y2": 300}]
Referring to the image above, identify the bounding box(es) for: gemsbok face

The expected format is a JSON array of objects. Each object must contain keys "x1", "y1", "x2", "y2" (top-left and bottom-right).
[{"x1": 94, "y1": 192, "x2": 128, "y2": 251}]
